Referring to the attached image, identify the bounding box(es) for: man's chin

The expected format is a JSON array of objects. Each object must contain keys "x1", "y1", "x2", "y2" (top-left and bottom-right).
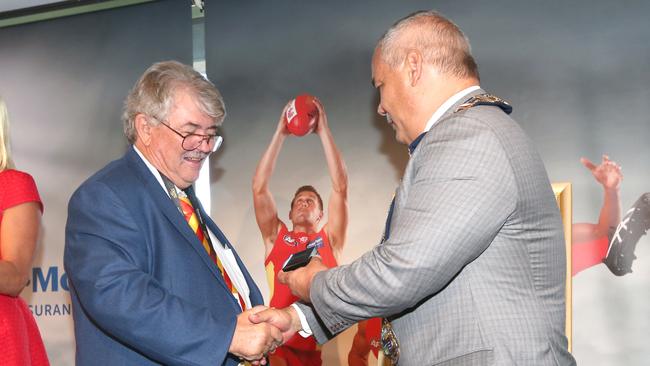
[
  {"x1": 177, "y1": 171, "x2": 201, "y2": 188},
  {"x1": 181, "y1": 161, "x2": 204, "y2": 175},
  {"x1": 291, "y1": 216, "x2": 307, "y2": 224},
  {"x1": 395, "y1": 133, "x2": 409, "y2": 145}
]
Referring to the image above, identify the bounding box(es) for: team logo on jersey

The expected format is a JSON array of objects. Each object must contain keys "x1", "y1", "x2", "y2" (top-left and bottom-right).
[
  {"x1": 283, "y1": 235, "x2": 298, "y2": 246},
  {"x1": 307, "y1": 236, "x2": 324, "y2": 249},
  {"x1": 299, "y1": 236, "x2": 309, "y2": 244}
]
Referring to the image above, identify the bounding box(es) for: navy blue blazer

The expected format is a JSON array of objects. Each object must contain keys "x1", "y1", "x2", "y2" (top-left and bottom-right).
[{"x1": 64, "y1": 147, "x2": 263, "y2": 365}]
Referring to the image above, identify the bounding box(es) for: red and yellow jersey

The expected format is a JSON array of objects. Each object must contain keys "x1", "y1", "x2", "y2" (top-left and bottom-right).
[
  {"x1": 265, "y1": 222, "x2": 338, "y2": 307},
  {"x1": 265, "y1": 222, "x2": 337, "y2": 354},
  {"x1": 366, "y1": 317, "x2": 382, "y2": 358}
]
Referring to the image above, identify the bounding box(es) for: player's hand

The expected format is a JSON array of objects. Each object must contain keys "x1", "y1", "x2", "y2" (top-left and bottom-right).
[
  {"x1": 276, "y1": 101, "x2": 292, "y2": 136},
  {"x1": 581, "y1": 155, "x2": 622, "y2": 190},
  {"x1": 312, "y1": 98, "x2": 329, "y2": 136}
]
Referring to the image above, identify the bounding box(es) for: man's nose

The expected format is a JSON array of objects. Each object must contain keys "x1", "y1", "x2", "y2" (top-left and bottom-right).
[
  {"x1": 197, "y1": 138, "x2": 212, "y2": 153},
  {"x1": 377, "y1": 104, "x2": 386, "y2": 116}
]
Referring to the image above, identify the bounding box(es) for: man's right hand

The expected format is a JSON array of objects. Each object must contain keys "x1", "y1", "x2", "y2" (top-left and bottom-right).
[
  {"x1": 228, "y1": 306, "x2": 284, "y2": 365},
  {"x1": 248, "y1": 306, "x2": 302, "y2": 344},
  {"x1": 275, "y1": 102, "x2": 292, "y2": 136}
]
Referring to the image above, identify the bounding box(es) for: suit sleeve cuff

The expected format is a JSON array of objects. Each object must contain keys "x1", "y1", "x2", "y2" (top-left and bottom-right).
[{"x1": 290, "y1": 303, "x2": 313, "y2": 337}]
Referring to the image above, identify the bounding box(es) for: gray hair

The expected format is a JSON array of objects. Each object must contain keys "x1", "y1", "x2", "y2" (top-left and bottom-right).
[
  {"x1": 122, "y1": 60, "x2": 226, "y2": 144},
  {"x1": 0, "y1": 96, "x2": 15, "y2": 171},
  {"x1": 377, "y1": 10, "x2": 479, "y2": 80}
]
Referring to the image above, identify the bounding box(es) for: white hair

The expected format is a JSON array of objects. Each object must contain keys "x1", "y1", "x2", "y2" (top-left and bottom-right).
[
  {"x1": 122, "y1": 60, "x2": 226, "y2": 144},
  {"x1": 377, "y1": 10, "x2": 479, "y2": 80}
]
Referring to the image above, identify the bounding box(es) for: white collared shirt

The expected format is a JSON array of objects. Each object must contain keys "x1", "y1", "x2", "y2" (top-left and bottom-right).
[
  {"x1": 422, "y1": 85, "x2": 480, "y2": 133},
  {"x1": 133, "y1": 146, "x2": 251, "y2": 309}
]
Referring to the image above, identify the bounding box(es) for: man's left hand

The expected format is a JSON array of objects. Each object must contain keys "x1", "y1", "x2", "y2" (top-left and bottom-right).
[{"x1": 278, "y1": 256, "x2": 327, "y2": 302}]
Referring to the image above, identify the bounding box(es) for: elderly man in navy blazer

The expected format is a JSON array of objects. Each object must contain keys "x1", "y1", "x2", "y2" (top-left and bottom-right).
[{"x1": 65, "y1": 61, "x2": 281, "y2": 365}]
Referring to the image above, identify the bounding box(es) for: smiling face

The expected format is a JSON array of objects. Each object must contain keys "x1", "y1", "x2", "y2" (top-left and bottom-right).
[
  {"x1": 139, "y1": 88, "x2": 217, "y2": 189},
  {"x1": 372, "y1": 48, "x2": 416, "y2": 145}
]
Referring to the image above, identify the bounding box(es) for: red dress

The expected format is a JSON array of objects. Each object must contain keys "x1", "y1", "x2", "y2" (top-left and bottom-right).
[
  {"x1": 0, "y1": 169, "x2": 49, "y2": 366},
  {"x1": 265, "y1": 223, "x2": 338, "y2": 366}
]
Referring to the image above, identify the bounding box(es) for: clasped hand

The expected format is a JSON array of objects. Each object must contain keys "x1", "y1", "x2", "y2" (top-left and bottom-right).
[
  {"x1": 230, "y1": 259, "x2": 327, "y2": 364},
  {"x1": 229, "y1": 305, "x2": 302, "y2": 365},
  {"x1": 228, "y1": 306, "x2": 284, "y2": 365}
]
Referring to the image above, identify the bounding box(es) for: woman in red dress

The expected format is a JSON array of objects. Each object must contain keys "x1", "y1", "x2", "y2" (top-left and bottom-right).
[{"x1": 0, "y1": 97, "x2": 49, "y2": 366}]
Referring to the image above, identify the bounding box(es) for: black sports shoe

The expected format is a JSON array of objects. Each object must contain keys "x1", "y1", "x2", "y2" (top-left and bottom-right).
[{"x1": 604, "y1": 193, "x2": 650, "y2": 276}]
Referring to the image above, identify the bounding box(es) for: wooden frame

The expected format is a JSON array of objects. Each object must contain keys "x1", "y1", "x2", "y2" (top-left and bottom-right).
[{"x1": 552, "y1": 182, "x2": 572, "y2": 352}]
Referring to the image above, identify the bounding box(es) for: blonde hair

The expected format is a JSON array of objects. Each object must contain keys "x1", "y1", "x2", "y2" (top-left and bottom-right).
[
  {"x1": 0, "y1": 97, "x2": 15, "y2": 171},
  {"x1": 378, "y1": 10, "x2": 479, "y2": 80}
]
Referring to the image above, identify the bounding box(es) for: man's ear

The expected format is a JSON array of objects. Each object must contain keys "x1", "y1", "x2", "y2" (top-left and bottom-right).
[
  {"x1": 134, "y1": 113, "x2": 153, "y2": 146},
  {"x1": 405, "y1": 49, "x2": 423, "y2": 87}
]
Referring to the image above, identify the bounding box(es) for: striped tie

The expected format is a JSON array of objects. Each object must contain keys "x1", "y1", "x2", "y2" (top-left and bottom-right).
[{"x1": 178, "y1": 196, "x2": 247, "y2": 310}]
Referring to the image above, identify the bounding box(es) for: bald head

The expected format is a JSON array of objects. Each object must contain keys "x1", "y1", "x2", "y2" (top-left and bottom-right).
[{"x1": 377, "y1": 10, "x2": 479, "y2": 81}]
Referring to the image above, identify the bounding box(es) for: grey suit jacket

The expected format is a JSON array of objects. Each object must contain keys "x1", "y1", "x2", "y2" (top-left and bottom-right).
[{"x1": 298, "y1": 89, "x2": 576, "y2": 365}]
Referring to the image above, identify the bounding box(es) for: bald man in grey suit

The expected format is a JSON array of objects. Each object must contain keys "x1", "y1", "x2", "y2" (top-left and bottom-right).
[{"x1": 252, "y1": 10, "x2": 576, "y2": 366}]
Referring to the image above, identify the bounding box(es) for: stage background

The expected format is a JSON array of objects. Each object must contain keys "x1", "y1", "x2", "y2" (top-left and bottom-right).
[
  {"x1": 0, "y1": 0, "x2": 648, "y2": 364},
  {"x1": 0, "y1": 1, "x2": 191, "y2": 364},
  {"x1": 205, "y1": 1, "x2": 650, "y2": 365}
]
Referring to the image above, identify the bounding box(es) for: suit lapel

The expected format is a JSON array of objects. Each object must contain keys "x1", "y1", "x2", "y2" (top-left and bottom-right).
[{"x1": 124, "y1": 149, "x2": 231, "y2": 290}]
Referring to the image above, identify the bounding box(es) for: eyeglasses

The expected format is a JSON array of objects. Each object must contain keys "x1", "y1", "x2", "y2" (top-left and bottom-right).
[{"x1": 157, "y1": 120, "x2": 223, "y2": 152}]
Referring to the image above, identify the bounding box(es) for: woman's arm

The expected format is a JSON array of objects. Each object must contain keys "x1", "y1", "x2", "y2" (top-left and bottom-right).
[{"x1": 0, "y1": 201, "x2": 41, "y2": 297}]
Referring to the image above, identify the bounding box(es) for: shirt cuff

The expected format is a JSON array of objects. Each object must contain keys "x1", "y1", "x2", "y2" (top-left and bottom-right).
[{"x1": 290, "y1": 303, "x2": 313, "y2": 337}]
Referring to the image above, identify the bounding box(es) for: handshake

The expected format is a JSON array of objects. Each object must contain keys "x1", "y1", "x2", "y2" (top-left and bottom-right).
[
  {"x1": 229, "y1": 256, "x2": 328, "y2": 364},
  {"x1": 228, "y1": 305, "x2": 301, "y2": 365}
]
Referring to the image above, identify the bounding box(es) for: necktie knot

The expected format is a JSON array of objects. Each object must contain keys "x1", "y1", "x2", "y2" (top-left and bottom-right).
[{"x1": 179, "y1": 196, "x2": 195, "y2": 222}]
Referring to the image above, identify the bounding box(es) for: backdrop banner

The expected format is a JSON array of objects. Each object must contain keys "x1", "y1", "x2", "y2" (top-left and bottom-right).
[
  {"x1": 0, "y1": 1, "x2": 192, "y2": 364},
  {"x1": 205, "y1": 1, "x2": 650, "y2": 365},
  {"x1": 0, "y1": 0, "x2": 648, "y2": 365}
]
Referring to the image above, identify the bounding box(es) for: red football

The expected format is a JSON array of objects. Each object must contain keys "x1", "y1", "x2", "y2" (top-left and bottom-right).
[{"x1": 285, "y1": 94, "x2": 318, "y2": 136}]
